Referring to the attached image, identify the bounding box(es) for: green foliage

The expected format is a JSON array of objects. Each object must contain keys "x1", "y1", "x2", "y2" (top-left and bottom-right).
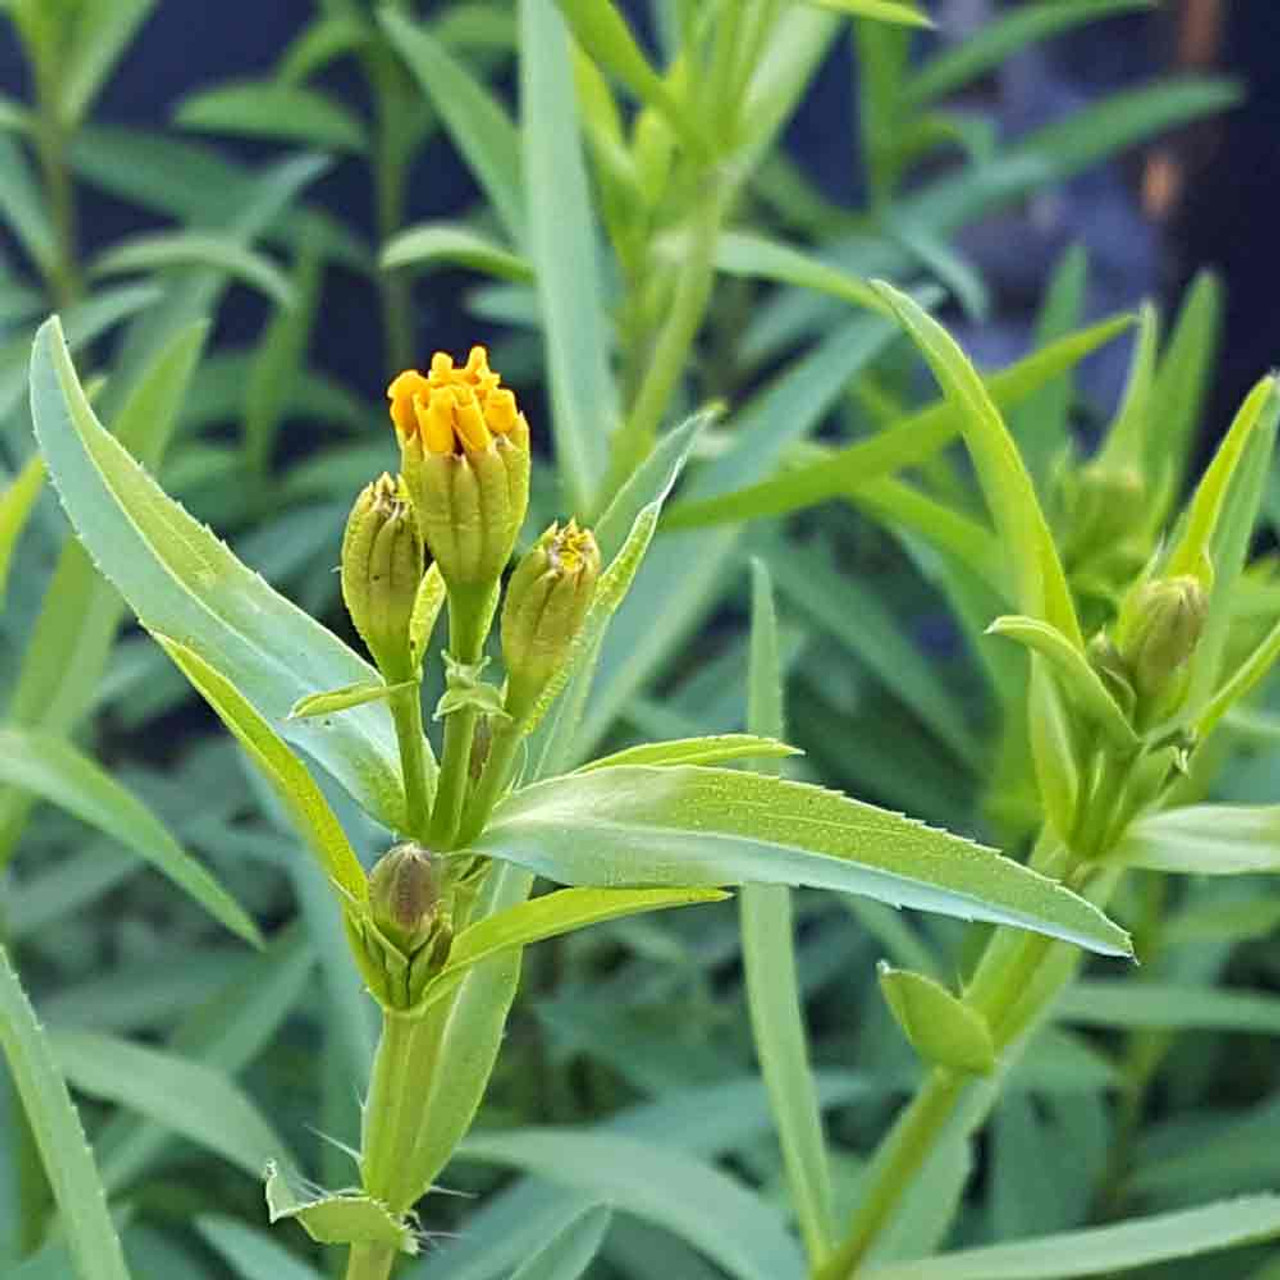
[{"x1": 2, "y1": 3, "x2": 1276, "y2": 1280}]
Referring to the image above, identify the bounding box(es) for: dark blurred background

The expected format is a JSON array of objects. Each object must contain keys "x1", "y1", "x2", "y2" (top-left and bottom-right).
[{"x1": 2, "y1": 0, "x2": 1276, "y2": 446}]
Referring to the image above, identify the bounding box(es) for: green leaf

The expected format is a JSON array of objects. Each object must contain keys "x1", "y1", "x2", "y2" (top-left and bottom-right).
[
  {"x1": 243, "y1": 241, "x2": 323, "y2": 482},
  {"x1": 554, "y1": 0, "x2": 702, "y2": 154},
  {"x1": 175, "y1": 81, "x2": 367, "y2": 152},
  {"x1": 872, "y1": 279, "x2": 1083, "y2": 648},
  {"x1": 91, "y1": 231, "x2": 295, "y2": 308},
  {"x1": 380, "y1": 9, "x2": 525, "y2": 241},
  {"x1": 713, "y1": 229, "x2": 884, "y2": 314},
  {"x1": 863, "y1": 1196, "x2": 1280, "y2": 1279},
  {"x1": 151, "y1": 636, "x2": 369, "y2": 903},
  {"x1": 1166, "y1": 374, "x2": 1279, "y2": 581},
  {"x1": 0, "y1": 453, "x2": 43, "y2": 606},
  {"x1": 1009, "y1": 245, "x2": 1088, "y2": 487},
  {"x1": 380, "y1": 222, "x2": 533, "y2": 281},
  {"x1": 1150, "y1": 269, "x2": 1223, "y2": 495},
  {"x1": 1056, "y1": 982, "x2": 1280, "y2": 1034},
  {"x1": 59, "y1": 0, "x2": 161, "y2": 125},
  {"x1": 985, "y1": 616, "x2": 1137, "y2": 751},
  {"x1": 520, "y1": 0, "x2": 616, "y2": 514},
  {"x1": 577, "y1": 734, "x2": 799, "y2": 772},
  {"x1": 422, "y1": 887, "x2": 727, "y2": 1005},
  {"x1": 196, "y1": 1216, "x2": 323, "y2": 1280},
  {"x1": 475, "y1": 767, "x2": 1131, "y2": 955},
  {"x1": 458, "y1": 1128, "x2": 805, "y2": 1280},
  {"x1": 264, "y1": 1163, "x2": 416, "y2": 1253},
  {"x1": 0, "y1": 134, "x2": 56, "y2": 274},
  {"x1": 29, "y1": 315, "x2": 410, "y2": 831},
  {"x1": 902, "y1": 1, "x2": 1152, "y2": 107},
  {"x1": 277, "y1": 15, "x2": 371, "y2": 85},
  {"x1": 1199, "y1": 617, "x2": 1280, "y2": 739},
  {"x1": 805, "y1": 0, "x2": 932, "y2": 28},
  {"x1": 0, "y1": 948, "x2": 131, "y2": 1280},
  {"x1": 664, "y1": 314, "x2": 1131, "y2": 529},
  {"x1": 1095, "y1": 300, "x2": 1159, "y2": 472},
  {"x1": 739, "y1": 559, "x2": 834, "y2": 1266},
  {"x1": 51, "y1": 1030, "x2": 293, "y2": 1179},
  {"x1": 0, "y1": 728, "x2": 260, "y2": 945},
  {"x1": 877, "y1": 963, "x2": 995, "y2": 1074},
  {"x1": 511, "y1": 1204, "x2": 611, "y2": 1280},
  {"x1": 289, "y1": 679, "x2": 416, "y2": 721},
  {"x1": 1113, "y1": 805, "x2": 1280, "y2": 876}
]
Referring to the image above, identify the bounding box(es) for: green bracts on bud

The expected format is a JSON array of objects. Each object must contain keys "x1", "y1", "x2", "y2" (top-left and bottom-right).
[
  {"x1": 502, "y1": 521, "x2": 602, "y2": 723},
  {"x1": 1117, "y1": 574, "x2": 1208, "y2": 707},
  {"x1": 341, "y1": 474, "x2": 424, "y2": 680},
  {"x1": 348, "y1": 843, "x2": 453, "y2": 1011}
]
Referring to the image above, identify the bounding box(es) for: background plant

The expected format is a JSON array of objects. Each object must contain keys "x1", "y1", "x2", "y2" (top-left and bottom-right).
[{"x1": 5, "y1": 2, "x2": 1280, "y2": 1279}]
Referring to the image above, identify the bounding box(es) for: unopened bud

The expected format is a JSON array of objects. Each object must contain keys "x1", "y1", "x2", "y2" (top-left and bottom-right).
[
  {"x1": 1061, "y1": 461, "x2": 1145, "y2": 570},
  {"x1": 1119, "y1": 575, "x2": 1208, "y2": 703},
  {"x1": 501, "y1": 521, "x2": 601, "y2": 722},
  {"x1": 369, "y1": 843, "x2": 440, "y2": 955},
  {"x1": 387, "y1": 347, "x2": 530, "y2": 591},
  {"x1": 341, "y1": 474, "x2": 423, "y2": 680}
]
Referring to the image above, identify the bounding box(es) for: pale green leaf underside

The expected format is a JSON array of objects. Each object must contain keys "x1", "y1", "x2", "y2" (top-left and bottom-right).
[
  {"x1": 0, "y1": 948, "x2": 131, "y2": 1280},
  {"x1": 864, "y1": 1195, "x2": 1280, "y2": 1279},
  {"x1": 475, "y1": 766, "x2": 1130, "y2": 955},
  {"x1": 289, "y1": 679, "x2": 416, "y2": 721},
  {"x1": 380, "y1": 222, "x2": 533, "y2": 282},
  {"x1": 0, "y1": 727, "x2": 260, "y2": 945},
  {"x1": 29, "y1": 316, "x2": 408, "y2": 831}
]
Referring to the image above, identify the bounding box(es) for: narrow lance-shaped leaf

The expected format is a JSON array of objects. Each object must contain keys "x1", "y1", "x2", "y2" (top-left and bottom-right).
[
  {"x1": 90, "y1": 230, "x2": 296, "y2": 309},
  {"x1": 901, "y1": 0, "x2": 1152, "y2": 108},
  {"x1": 419, "y1": 886, "x2": 728, "y2": 1007},
  {"x1": 739, "y1": 559, "x2": 836, "y2": 1265},
  {"x1": 874, "y1": 280, "x2": 1083, "y2": 651},
  {"x1": 985, "y1": 616, "x2": 1137, "y2": 751},
  {"x1": 0, "y1": 727, "x2": 261, "y2": 945},
  {"x1": 474, "y1": 766, "x2": 1131, "y2": 956},
  {"x1": 1113, "y1": 804, "x2": 1280, "y2": 876},
  {"x1": 0, "y1": 948, "x2": 131, "y2": 1280},
  {"x1": 265, "y1": 1163, "x2": 416, "y2": 1254},
  {"x1": 511, "y1": 1204, "x2": 612, "y2": 1280},
  {"x1": 28, "y1": 315, "x2": 410, "y2": 831},
  {"x1": 1165, "y1": 374, "x2": 1279, "y2": 581},
  {"x1": 578, "y1": 734, "x2": 799, "y2": 772},
  {"x1": 175, "y1": 80, "x2": 368, "y2": 152},
  {"x1": 0, "y1": 453, "x2": 44, "y2": 606},
  {"x1": 664, "y1": 314, "x2": 1131, "y2": 529},
  {"x1": 380, "y1": 222, "x2": 534, "y2": 282},
  {"x1": 1095, "y1": 301, "x2": 1159, "y2": 472},
  {"x1": 152, "y1": 635, "x2": 370, "y2": 904},
  {"x1": 806, "y1": 0, "x2": 933, "y2": 29},
  {"x1": 520, "y1": 0, "x2": 616, "y2": 514},
  {"x1": 861, "y1": 1194, "x2": 1280, "y2": 1280}
]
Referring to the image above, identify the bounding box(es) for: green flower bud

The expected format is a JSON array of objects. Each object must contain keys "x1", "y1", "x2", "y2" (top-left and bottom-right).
[
  {"x1": 341, "y1": 474, "x2": 424, "y2": 680},
  {"x1": 501, "y1": 521, "x2": 601, "y2": 722},
  {"x1": 1118, "y1": 574, "x2": 1209, "y2": 704},
  {"x1": 1061, "y1": 461, "x2": 1146, "y2": 570},
  {"x1": 387, "y1": 348, "x2": 530, "y2": 592},
  {"x1": 348, "y1": 843, "x2": 454, "y2": 1011},
  {"x1": 369, "y1": 842, "x2": 440, "y2": 954}
]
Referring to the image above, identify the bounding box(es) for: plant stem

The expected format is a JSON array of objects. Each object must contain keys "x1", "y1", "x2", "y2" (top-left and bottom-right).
[
  {"x1": 389, "y1": 680, "x2": 431, "y2": 839},
  {"x1": 345, "y1": 1243, "x2": 398, "y2": 1280},
  {"x1": 430, "y1": 588, "x2": 493, "y2": 848},
  {"x1": 813, "y1": 1069, "x2": 965, "y2": 1280},
  {"x1": 456, "y1": 717, "x2": 523, "y2": 849},
  {"x1": 361, "y1": 1009, "x2": 441, "y2": 1212},
  {"x1": 32, "y1": 55, "x2": 79, "y2": 309},
  {"x1": 820, "y1": 853, "x2": 1119, "y2": 1278}
]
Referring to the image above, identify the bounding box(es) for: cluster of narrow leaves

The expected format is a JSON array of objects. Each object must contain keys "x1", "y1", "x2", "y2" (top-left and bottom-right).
[{"x1": 4, "y1": 2, "x2": 1280, "y2": 1280}]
